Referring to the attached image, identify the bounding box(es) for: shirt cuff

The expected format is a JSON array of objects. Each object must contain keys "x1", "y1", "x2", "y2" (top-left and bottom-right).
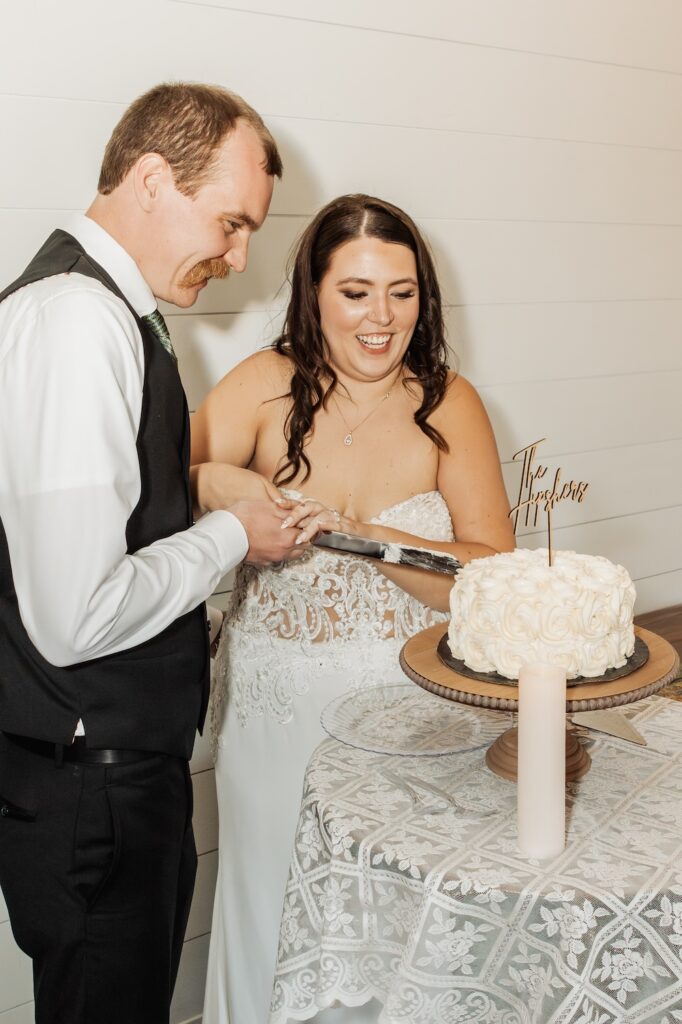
[{"x1": 195, "y1": 509, "x2": 249, "y2": 573}]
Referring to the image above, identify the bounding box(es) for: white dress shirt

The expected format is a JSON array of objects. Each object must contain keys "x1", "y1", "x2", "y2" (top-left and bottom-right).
[{"x1": 0, "y1": 215, "x2": 247, "y2": 676}]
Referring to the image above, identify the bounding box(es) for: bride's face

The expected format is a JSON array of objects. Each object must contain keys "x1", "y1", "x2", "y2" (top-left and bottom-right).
[{"x1": 316, "y1": 236, "x2": 420, "y2": 384}]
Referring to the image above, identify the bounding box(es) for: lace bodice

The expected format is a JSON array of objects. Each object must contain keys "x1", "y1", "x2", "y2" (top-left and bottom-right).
[
  {"x1": 225, "y1": 489, "x2": 453, "y2": 644},
  {"x1": 212, "y1": 490, "x2": 453, "y2": 732}
]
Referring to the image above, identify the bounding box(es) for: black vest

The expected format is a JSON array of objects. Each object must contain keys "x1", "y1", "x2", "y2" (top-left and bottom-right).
[{"x1": 0, "y1": 230, "x2": 209, "y2": 758}]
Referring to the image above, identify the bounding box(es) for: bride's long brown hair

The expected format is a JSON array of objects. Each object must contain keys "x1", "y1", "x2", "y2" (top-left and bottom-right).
[{"x1": 273, "y1": 194, "x2": 451, "y2": 486}]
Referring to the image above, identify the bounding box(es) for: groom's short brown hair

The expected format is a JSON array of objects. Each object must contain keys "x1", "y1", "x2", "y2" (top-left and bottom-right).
[{"x1": 98, "y1": 82, "x2": 282, "y2": 196}]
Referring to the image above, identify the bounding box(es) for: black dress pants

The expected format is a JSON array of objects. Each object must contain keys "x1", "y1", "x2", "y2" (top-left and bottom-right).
[{"x1": 0, "y1": 733, "x2": 197, "y2": 1024}]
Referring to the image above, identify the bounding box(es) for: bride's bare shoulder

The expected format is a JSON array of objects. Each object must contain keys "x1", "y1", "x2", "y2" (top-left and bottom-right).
[
  {"x1": 212, "y1": 347, "x2": 293, "y2": 402},
  {"x1": 428, "y1": 371, "x2": 495, "y2": 441},
  {"x1": 434, "y1": 371, "x2": 482, "y2": 414}
]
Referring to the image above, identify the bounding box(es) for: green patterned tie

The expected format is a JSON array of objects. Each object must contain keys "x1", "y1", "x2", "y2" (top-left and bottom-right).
[{"x1": 142, "y1": 308, "x2": 176, "y2": 360}]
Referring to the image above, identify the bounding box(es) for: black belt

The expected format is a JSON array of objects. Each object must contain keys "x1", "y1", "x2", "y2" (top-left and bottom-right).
[{"x1": 3, "y1": 733, "x2": 157, "y2": 766}]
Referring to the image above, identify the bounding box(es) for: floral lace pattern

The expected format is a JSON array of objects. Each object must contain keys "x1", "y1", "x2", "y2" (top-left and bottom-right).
[
  {"x1": 212, "y1": 491, "x2": 452, "y2": 732},
  {"x1": 271, "y1": 696, "x2": 682, "y2": 1023}
]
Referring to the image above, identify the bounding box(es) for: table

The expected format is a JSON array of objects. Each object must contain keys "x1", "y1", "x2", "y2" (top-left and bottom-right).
[{"x1": 271, "y1": 695, "x2": 682, "y2": 1024}]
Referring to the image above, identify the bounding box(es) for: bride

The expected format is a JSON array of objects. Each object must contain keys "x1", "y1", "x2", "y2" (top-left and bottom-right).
[{"x1": 191, "y1": 194, "x2": 515, "y2": 1023}]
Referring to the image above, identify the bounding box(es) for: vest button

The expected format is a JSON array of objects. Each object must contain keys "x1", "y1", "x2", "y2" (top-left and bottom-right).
[{"x1": 0, "y1": 805, "x2": 9, "y2": 817}]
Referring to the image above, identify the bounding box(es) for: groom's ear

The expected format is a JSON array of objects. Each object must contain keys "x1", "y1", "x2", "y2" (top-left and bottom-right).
[{"x1": 132, "y1": 153, "x2": 171, "y2": 213}]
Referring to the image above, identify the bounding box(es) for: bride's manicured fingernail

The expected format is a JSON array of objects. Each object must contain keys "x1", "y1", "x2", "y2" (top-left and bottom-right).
[
  {"x1": 280, "y1": 517, "x2": 292, "y2": 529},
  {"x1": 275, "y1": 497, "x2": 287, "y2": 505},
  {"x1": 295, "y1": 534, "x2": 307, "y2": 545}
]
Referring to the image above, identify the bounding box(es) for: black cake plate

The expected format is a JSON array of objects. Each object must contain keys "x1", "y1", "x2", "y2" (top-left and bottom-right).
[{"x1": 436, "y1": 633, "x2": 649, "y2": 688}]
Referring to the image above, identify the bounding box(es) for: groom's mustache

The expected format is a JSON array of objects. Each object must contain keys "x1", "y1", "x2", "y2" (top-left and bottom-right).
[{"x1": 181, "y1": 258, "x2": 230, "y2": 287}]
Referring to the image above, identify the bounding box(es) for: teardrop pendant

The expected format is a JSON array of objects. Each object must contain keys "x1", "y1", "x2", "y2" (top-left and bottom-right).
[{"x1": 343, "y1": 433, "x2": 353, "y2": 446}]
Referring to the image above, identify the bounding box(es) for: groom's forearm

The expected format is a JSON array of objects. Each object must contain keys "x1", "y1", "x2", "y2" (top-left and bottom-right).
[{"x1": 190, "y1": 461, "x2": 290, "y2": 512}]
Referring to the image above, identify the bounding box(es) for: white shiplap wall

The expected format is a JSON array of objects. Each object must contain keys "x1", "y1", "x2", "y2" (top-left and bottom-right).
[{"x1": 2, "y1": 2, "x2": 681, "y2": 1020}]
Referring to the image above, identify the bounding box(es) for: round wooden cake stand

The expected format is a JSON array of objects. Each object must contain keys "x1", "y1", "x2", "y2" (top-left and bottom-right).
[{"x1": 399, "y1": 625, "x2": 680, "y2": 782}]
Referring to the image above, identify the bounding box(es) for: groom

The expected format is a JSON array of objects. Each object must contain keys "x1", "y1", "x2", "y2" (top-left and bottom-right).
[{"x1": 0, "y1": 83, "x2": 299, "y2": 1024}]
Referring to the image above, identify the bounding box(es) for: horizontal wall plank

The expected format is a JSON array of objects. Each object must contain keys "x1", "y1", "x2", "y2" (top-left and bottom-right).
[
  {"x1": 176, "y1": 311, "x2": 283, "y2": 412},
  {"x1": 174, "y1": 299, "x2": 682, "y2": 411},
  {"x1": 0, "y1": 96, "x2": 110, "y2": 212},
  {"x1": 520, "y1": 505, "x2": 682, "y2": 599},
  {"x1": 6, "y1": 96, "x2": 682, "y2": 226},
  {"x1": 0, "y1": 211, "x2": 73, "y2": 286},
  {"x1": 0, "y1": 922, "x2": 32, "y2": 1014},
  {"x1": 170, "y1": 932, "x2": 210, "y2": 1024},
  {"x1": 192, "y1": 769, "x2": 218, "y2": 856},
  {"x1": 481, "y1": 371, "x2": 682, "y2": 463},
  {"x1": 271, "y1": 117, "x2": 682, "y2": 224},
  {"x1": 425, "y1": 220, "x2": 682, "y2": 308},
  {"x1": 4, "y1": 212, "x2": 682, "y2": 319},
  {"x1": 0, "y1": 1002, "x2": 33, "y2": 1024},
  {"x1": 186, "y1": 0, "x2": 682, "y2": 73},
  {"x1": 125, "y1": 218, "x2": 682, "y2": 312},
  {"x1": 451, "y1": 300, "x2": 682, "y2": 387},
  {"x1": 503, "y1": 439, "x2": 682, "y2": 538},
  {"x1": 635, "y1": 569, "x2": 682, "y2": 616},
  {"x1": 186, "y1": 850, "x2": 218, "y2": 942},
  {"x1": 3, "y1": 3, "x2": 682, "y2": 149}
]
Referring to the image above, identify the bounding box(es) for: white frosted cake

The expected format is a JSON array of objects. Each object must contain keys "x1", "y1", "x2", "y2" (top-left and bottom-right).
[{"x1": 447, "y1": 548, "x2": 636, "y2": 680}]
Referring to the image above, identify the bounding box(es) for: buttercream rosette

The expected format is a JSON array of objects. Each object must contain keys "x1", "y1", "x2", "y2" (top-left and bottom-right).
[{"x1": 447, "y1": 548, "x2": 636, "y2": 680}]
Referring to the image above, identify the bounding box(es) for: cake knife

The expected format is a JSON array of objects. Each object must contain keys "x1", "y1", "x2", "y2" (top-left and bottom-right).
[
  {"x1": 570, "y1": 710, "x2": 647, "y2": 746},
  {"x1": 313, "y1": 530, "x2": 462, "y2": 576}
]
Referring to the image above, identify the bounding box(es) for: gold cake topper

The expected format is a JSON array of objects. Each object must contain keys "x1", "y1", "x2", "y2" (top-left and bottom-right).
[{"x1": 509, "y1": 439, "x2": 589, "y2": 566}]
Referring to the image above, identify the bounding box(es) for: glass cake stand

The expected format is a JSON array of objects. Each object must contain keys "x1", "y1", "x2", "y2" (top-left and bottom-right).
[{"x1": 399, "y1": 624, "x2": 680, "y2": 781}]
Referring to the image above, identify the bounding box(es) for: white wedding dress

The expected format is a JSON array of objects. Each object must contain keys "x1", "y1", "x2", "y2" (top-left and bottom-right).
[{"x1": 202, "y1": 491, "x2": 452, "y2": 1024}]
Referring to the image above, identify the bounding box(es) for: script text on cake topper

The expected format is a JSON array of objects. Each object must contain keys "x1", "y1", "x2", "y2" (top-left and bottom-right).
[{"x1": 509, "y1": 439, "x2": 589, "y2": 565}]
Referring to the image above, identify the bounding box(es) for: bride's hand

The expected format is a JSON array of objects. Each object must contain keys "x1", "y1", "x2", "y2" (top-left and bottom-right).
[
  {"x1": 279, "y1": 500, "x2": 355, "y2": 545},
  {"x1": 191, "y1": 463, "x2": 294, "y2": 515}
]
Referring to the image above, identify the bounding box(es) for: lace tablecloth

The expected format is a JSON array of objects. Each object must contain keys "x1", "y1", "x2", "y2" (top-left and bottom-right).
[{"x1": 270, "y1": 696, "x2": 682, "y2": 1024}]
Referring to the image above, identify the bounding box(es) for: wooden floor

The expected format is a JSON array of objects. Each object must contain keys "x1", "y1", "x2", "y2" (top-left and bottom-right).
[{"x1": 635, "y1": 604, "x2": 682, "y2": 699}]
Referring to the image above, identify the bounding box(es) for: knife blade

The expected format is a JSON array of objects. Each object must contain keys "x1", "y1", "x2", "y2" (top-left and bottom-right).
[
  {"x1": 313, "y1": 530, "x2": 462, "y2": 576},
  {"x1": 570, "y1": 710, "x2": 647, "y2": 746}
]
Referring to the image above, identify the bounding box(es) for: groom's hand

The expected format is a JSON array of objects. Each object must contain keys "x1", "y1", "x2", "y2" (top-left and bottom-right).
[{"x1": 228, "y1": 499, "x2": 306, "y2": 565}]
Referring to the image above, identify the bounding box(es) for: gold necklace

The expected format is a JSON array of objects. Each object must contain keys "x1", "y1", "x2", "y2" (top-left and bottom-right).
[{"x1": 333, "y1": 381, "x2": 397, "y2": 447}]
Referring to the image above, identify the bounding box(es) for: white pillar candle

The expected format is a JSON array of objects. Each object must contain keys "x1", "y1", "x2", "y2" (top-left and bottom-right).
[{"x1": 517, "y1": 661, "x2": 566, "y2": 859}]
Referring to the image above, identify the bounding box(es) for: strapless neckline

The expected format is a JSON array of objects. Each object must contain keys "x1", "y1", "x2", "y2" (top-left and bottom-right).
[{"x1": 281, "y1": 488, "x2": 442, "y2": 524}]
